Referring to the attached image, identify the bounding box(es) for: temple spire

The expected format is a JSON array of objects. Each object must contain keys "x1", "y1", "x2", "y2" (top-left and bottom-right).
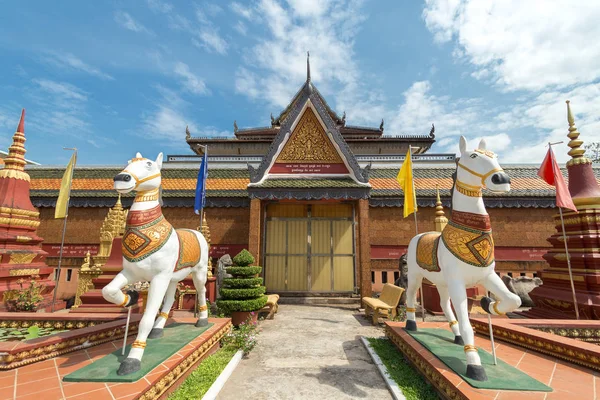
[
  {"x1": 1, "y1": 109, "x2": 28, "y2": 178},
  {"x1": 434, "y1": 185, "x2": 448, "y2": 232},
  {"x1": 566, "y1": 100, "x2": 590, "y2": 166},
  {"x1": 306, "y1": 51, "x2": 311, "y2": 82}
]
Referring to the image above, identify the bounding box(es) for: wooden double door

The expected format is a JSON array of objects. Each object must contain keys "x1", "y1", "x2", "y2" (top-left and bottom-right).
[{"x1": 264, "y1": 203, "x2": 355, "y2": 293}]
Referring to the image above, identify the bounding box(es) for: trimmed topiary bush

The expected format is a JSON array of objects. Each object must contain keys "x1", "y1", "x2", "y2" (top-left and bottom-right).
[
  {"x1": 232, "y1": 249, "x2": 255, "y2": 267},
  {"x1": 223, "y1": 277, "x2": 263, "y2": 288},
  {"x1": 217, "y1": 249, "x2": 267, "y2": 317}
]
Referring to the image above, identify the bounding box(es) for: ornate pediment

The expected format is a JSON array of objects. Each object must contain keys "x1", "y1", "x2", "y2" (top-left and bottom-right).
[{"x1": 275, "y1": 107, "x2": 343, "y2": 164}]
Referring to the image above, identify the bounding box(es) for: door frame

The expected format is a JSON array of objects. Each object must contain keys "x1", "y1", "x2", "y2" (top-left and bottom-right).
[{"x1": 261, "y1": 201, "x2": 357, "y2": 294}]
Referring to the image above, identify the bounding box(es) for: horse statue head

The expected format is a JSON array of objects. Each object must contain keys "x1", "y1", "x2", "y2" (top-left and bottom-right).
[
  {"x1": 114, "y1": 152, "x2": 163, "y2": 194},
  {"x1": 456, "y1": 136, "x2": 510, "y2": 195}
]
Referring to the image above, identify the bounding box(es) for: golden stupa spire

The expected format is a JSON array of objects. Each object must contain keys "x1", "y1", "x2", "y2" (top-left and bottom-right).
[
  {"x1": 0, "y1": 109, "x2": 29, "y2": 181},
  {"x1": 566, "y1": 100, "x2": 590, "y2": 166},
  {"x1": 434, "y1": 185, "x2": 448, "y2": 232}
]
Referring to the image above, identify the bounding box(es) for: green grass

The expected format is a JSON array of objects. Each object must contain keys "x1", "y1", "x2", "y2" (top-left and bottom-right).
[
  {"x1": 366, "y1": 338, "x2": 438, "y2": 400},
  {"x1": 169, "y1": 345, "x2": 238, "y2": 400}
]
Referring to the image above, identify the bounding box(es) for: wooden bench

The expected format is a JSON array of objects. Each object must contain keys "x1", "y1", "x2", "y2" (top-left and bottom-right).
[
  {"x1": 259, "y1": 294, "x2": 280, "y2": 319},
  {"x1": 362, "y1": 283, "x2": 405, "y2": 325}
]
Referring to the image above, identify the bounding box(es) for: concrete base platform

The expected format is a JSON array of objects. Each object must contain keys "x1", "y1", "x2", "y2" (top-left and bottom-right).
[{"x1": 277, "y1": 296, "x2": 360, "y2": 305}]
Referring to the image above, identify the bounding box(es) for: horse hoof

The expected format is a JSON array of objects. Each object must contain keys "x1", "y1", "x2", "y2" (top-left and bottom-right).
[
  {"x1": 480, "y1": 296, "x2": 493, "y2": 314},
  {"x1": 466, "y1": 364, "x2": 488, "y2": 381},
  {"x1": 196, "y1": 318, "x2": 209, "y2": 328},
  {"x1": 148, "y1": 328, "x2": 163, "y2": 339},
  {"x1": 454, "y1": 335, "x2": 464, "y2": 345},
  {"x1": 117, "y1": 358, "x2": 141, "y2": 376},
  {"x1": 405, "y1": 320, "x2": 417, "y2": 331},
  {"x1": 124, "y1": 290, "x2": 139, "y2": 307}
]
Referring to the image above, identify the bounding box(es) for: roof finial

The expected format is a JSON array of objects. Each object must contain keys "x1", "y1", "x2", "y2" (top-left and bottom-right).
[
  {"x1": 566, "y1": 100, "x2": 589, "y2": 166},
  {"x1": 429, "y1": 123, "x2": 435, "y2": 138},
  {"x1": 185, "y1": 125, "x2": 191, "y2": 139},
  {"x1": 306, "y1": 51, "x2": 311, "y2": 82},
  {"x1": 234, "y1": 120, "x2": 238, "y2": 133},
  {"x1": 380, "y1": 119, "x2": 384, "y2": 132},
  {"x1": 17, "y1": 109, "x2": 25, "y2": 134}
]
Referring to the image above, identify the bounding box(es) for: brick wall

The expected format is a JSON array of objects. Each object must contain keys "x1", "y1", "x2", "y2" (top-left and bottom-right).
[
  {"x1": 38, "y1": 206, "x2": 250, "y2": 246},
  {"x1": 369, "y1": 206, "x2": 556, "y2": 248}
]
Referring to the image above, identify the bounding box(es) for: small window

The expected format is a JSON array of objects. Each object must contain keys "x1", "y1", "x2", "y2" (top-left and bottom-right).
[
  {"x1": 66, "y1": 269, "x2": 73, "y2": 282},
  {"x1": 508, "y1": 272, "x2": 513, "y2": 278},
  {"x1": 533, "y1": 272, "x2": 538, "y2": 278},
  {"x1": 54, "y1": 269, "x2": 59, "y2": 280},
  {"x1": 394, "y1": 271, "x2": 400, "y2": 282},
  {"x1": 371, "y1": 271, "x2": 375, "y2": 284},
  {"x1": 520, "y1": 272, "x2": 526, "y2": 277},
  {"x1": 382, "y1": 271, "x2": 388, "y2": 284}
]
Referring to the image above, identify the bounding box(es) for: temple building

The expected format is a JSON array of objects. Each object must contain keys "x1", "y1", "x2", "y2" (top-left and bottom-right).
[{"x1": 16, "y1": 61, "x2": 593, "y2": 307}]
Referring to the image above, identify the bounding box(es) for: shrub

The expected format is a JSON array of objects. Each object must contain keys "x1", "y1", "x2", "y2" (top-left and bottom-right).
[
  {"x1": 222, "y1": 277, "x2": 263, "y2": 288},
  {"x1": 220, "y1": 287, "x2": 266, "y2": 299},
  {"x1": 217, "y1": 296, "x2": 268, "y2": 314},
  {"x1": 5, "y1": 276, "x2": 44, "y2": 312},
  {"x1": 232, "y1": 249, "x2": 255, "y2": 266},
  {"x1": 221, "y1": 314, "x2": 260, "y2": 355},
  {"x1": 225, "y1": 266, "x2": 262, "y2": 277}
]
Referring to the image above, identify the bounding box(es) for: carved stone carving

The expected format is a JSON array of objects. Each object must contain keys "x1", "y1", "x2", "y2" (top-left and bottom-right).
[
  {"x1": 395, "y1": 254, "x2": 408, "y2": 304},
  {"x1": 275, "y1": 107, "x2": 343, "y2": 164},
  {"x1": 502, "y1": 275, "x2": 543, "y2": 307},
  {"x1": 216, "y1": 254, "x2": 233, "y2": 299},
  {"x1": 93, "y1": 195, "x2": 128, "y2": 266}
]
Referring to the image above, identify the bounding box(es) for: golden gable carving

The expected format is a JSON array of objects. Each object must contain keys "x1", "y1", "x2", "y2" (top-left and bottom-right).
[{"x1": 275, "y1": 107, "x2": 343, "y2": 164}]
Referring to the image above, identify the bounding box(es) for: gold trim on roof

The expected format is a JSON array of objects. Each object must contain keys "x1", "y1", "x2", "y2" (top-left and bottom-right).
[{"x1": 275, "y1": 107, "x2": 344, "y2": 164}]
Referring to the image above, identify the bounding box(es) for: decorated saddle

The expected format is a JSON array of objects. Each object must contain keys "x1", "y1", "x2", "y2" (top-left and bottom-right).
[
  {"x1": 416, "y1": 232, "x2": 442, "y2": 272},
  {"x1": 122, "y1": 206, "x2": 201, "y2": 271},
  {"x1": 441, "y1": 210, "x2": 494, "y2": 268}
]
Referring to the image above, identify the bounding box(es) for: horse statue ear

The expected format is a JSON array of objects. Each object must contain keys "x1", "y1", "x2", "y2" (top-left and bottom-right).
[
  {"x1": 155, "y1": 152, "x2": 163, "y2": 169},
  {"x1": 459, "y1": 136, "x2": 467, "y2": 154},
  {"x1": 136, "y1": 152, "x2": 142, "y2": 159},
  {"x1": 478, "y1": 138, "x2": 487, "y2": 150}
]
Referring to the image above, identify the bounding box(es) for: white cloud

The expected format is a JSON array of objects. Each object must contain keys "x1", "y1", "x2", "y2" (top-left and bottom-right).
[
  {"x1": 41, "y1": 52, "x2": 114, "y2": 80},
  {"x1": 234, "y1": 0, "x2": 367, "y2": 112},
  {"x1": 230, "y1": 2, "x2": 258, "y2": 21},
  {"x1": 147, "y1": 0, "x2": 172, "y2": 13},
  {"x1": 114, "y1": 11, "x2": 153, "y2": 35},
  {"x1": 234, "y1": 21, "x2": 248, "y2": 36},
  {"x1": 32, "y1": 79, "x2": 87, "y2": 103},
  {"x1": 193, "y1": 28, "x2": 228, "y2": 55},
  {"x1": 173, "y1": 62, "x2": 209, "y2": 95},
  {"x1": 423, "y1": 0, "x2": 600, "y2": 92},
  {"x1": 142, "y1": 86, "x2": 227, "y2": 142}
]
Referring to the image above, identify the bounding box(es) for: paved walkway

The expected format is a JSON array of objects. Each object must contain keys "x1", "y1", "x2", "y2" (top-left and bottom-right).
[{"x1": 218, "y1": 304, "x2": 393, "y2": 400}]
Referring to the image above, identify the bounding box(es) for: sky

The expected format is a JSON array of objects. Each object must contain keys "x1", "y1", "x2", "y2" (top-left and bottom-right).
[{"x1": 0, "y1": 0, "x2": 599, "y2": 166}]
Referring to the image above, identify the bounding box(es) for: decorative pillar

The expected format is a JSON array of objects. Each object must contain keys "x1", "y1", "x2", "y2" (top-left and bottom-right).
[
  {"x1": 201, "y1": 213, "x2": 213, "y2": 276},
  {"x1": 525, "y1": 100, "x2": 600, "y2": 319},
  {"x1": 357, "y1": 199, "x2": 372, "y2": 298},
  {"x1": 0, "y1": 110, "x2": 55, "y2": 311},
  {"x1": 200, "y1": 212, "x2": 217, "y2": 302},
  {"x1": 248, "y1": 198, "x2": 262, "y2": 263}
]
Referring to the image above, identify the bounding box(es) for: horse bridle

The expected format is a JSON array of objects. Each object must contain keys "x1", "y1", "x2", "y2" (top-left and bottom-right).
[
  {"x1": 457, "y1": 162, "x2": 504, "y2": 187},
  {"x1": 122, "y1": 158, "x2": 161, "y2": 190}
]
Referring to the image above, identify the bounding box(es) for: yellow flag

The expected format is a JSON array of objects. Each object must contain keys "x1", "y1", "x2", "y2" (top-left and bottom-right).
[
  {"x1": 55, "y1": 153, "x2": 77, "y2": 219},
  {"x1": 397, "y1": 149, "x2": 417, "y2": 218}
]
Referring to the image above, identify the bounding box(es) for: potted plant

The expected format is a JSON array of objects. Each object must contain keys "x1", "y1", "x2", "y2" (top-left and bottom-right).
[{"x1": 216, "y1": 249, "x2": 267, "y2": 326}]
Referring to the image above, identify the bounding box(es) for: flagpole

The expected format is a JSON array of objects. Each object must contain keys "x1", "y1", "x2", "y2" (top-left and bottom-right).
[
  {"x1": 195, "y1": 144, "x2": 208, "y2": 318},
  {"x1": 409, "y1": 146, "x2": 425, "y2": 322},
  {"x1": 51, "y1": 148, "x2": 77, "y2": 312},
  {"x1": 547, "y1": 142, "x2": 579, "y2": 320}
]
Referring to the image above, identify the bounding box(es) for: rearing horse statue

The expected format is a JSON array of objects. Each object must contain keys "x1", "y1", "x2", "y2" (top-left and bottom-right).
[
  {"x1": 102, "y1": 152, "x2": 209, "y2": 375},
  {"x1": 405, "y1": 136, "x2": 521, "y2": 381}
]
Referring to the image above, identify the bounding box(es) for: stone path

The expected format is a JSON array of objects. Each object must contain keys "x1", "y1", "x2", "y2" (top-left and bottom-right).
[{"x1": 217, "y1": 304, "x2": 393, "y2": 400}]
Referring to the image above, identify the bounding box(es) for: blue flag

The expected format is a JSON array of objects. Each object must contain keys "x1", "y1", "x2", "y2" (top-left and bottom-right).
[{"x1": 194, "y1": 154, "x2": 208, "y2": 214}]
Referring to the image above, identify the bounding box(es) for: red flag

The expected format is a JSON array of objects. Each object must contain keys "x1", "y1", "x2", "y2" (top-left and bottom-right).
[{"x1": 538, "y1": 148, "x2": 577, "y2": 212}]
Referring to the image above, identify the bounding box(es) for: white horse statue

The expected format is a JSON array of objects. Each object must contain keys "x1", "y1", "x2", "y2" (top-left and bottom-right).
[
  {"x1": 102, "y1": 152, "x2": 209, "y2": 375},
  {"x1": 404, "y1": 136, "x2": 521, "y2": 381}
]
